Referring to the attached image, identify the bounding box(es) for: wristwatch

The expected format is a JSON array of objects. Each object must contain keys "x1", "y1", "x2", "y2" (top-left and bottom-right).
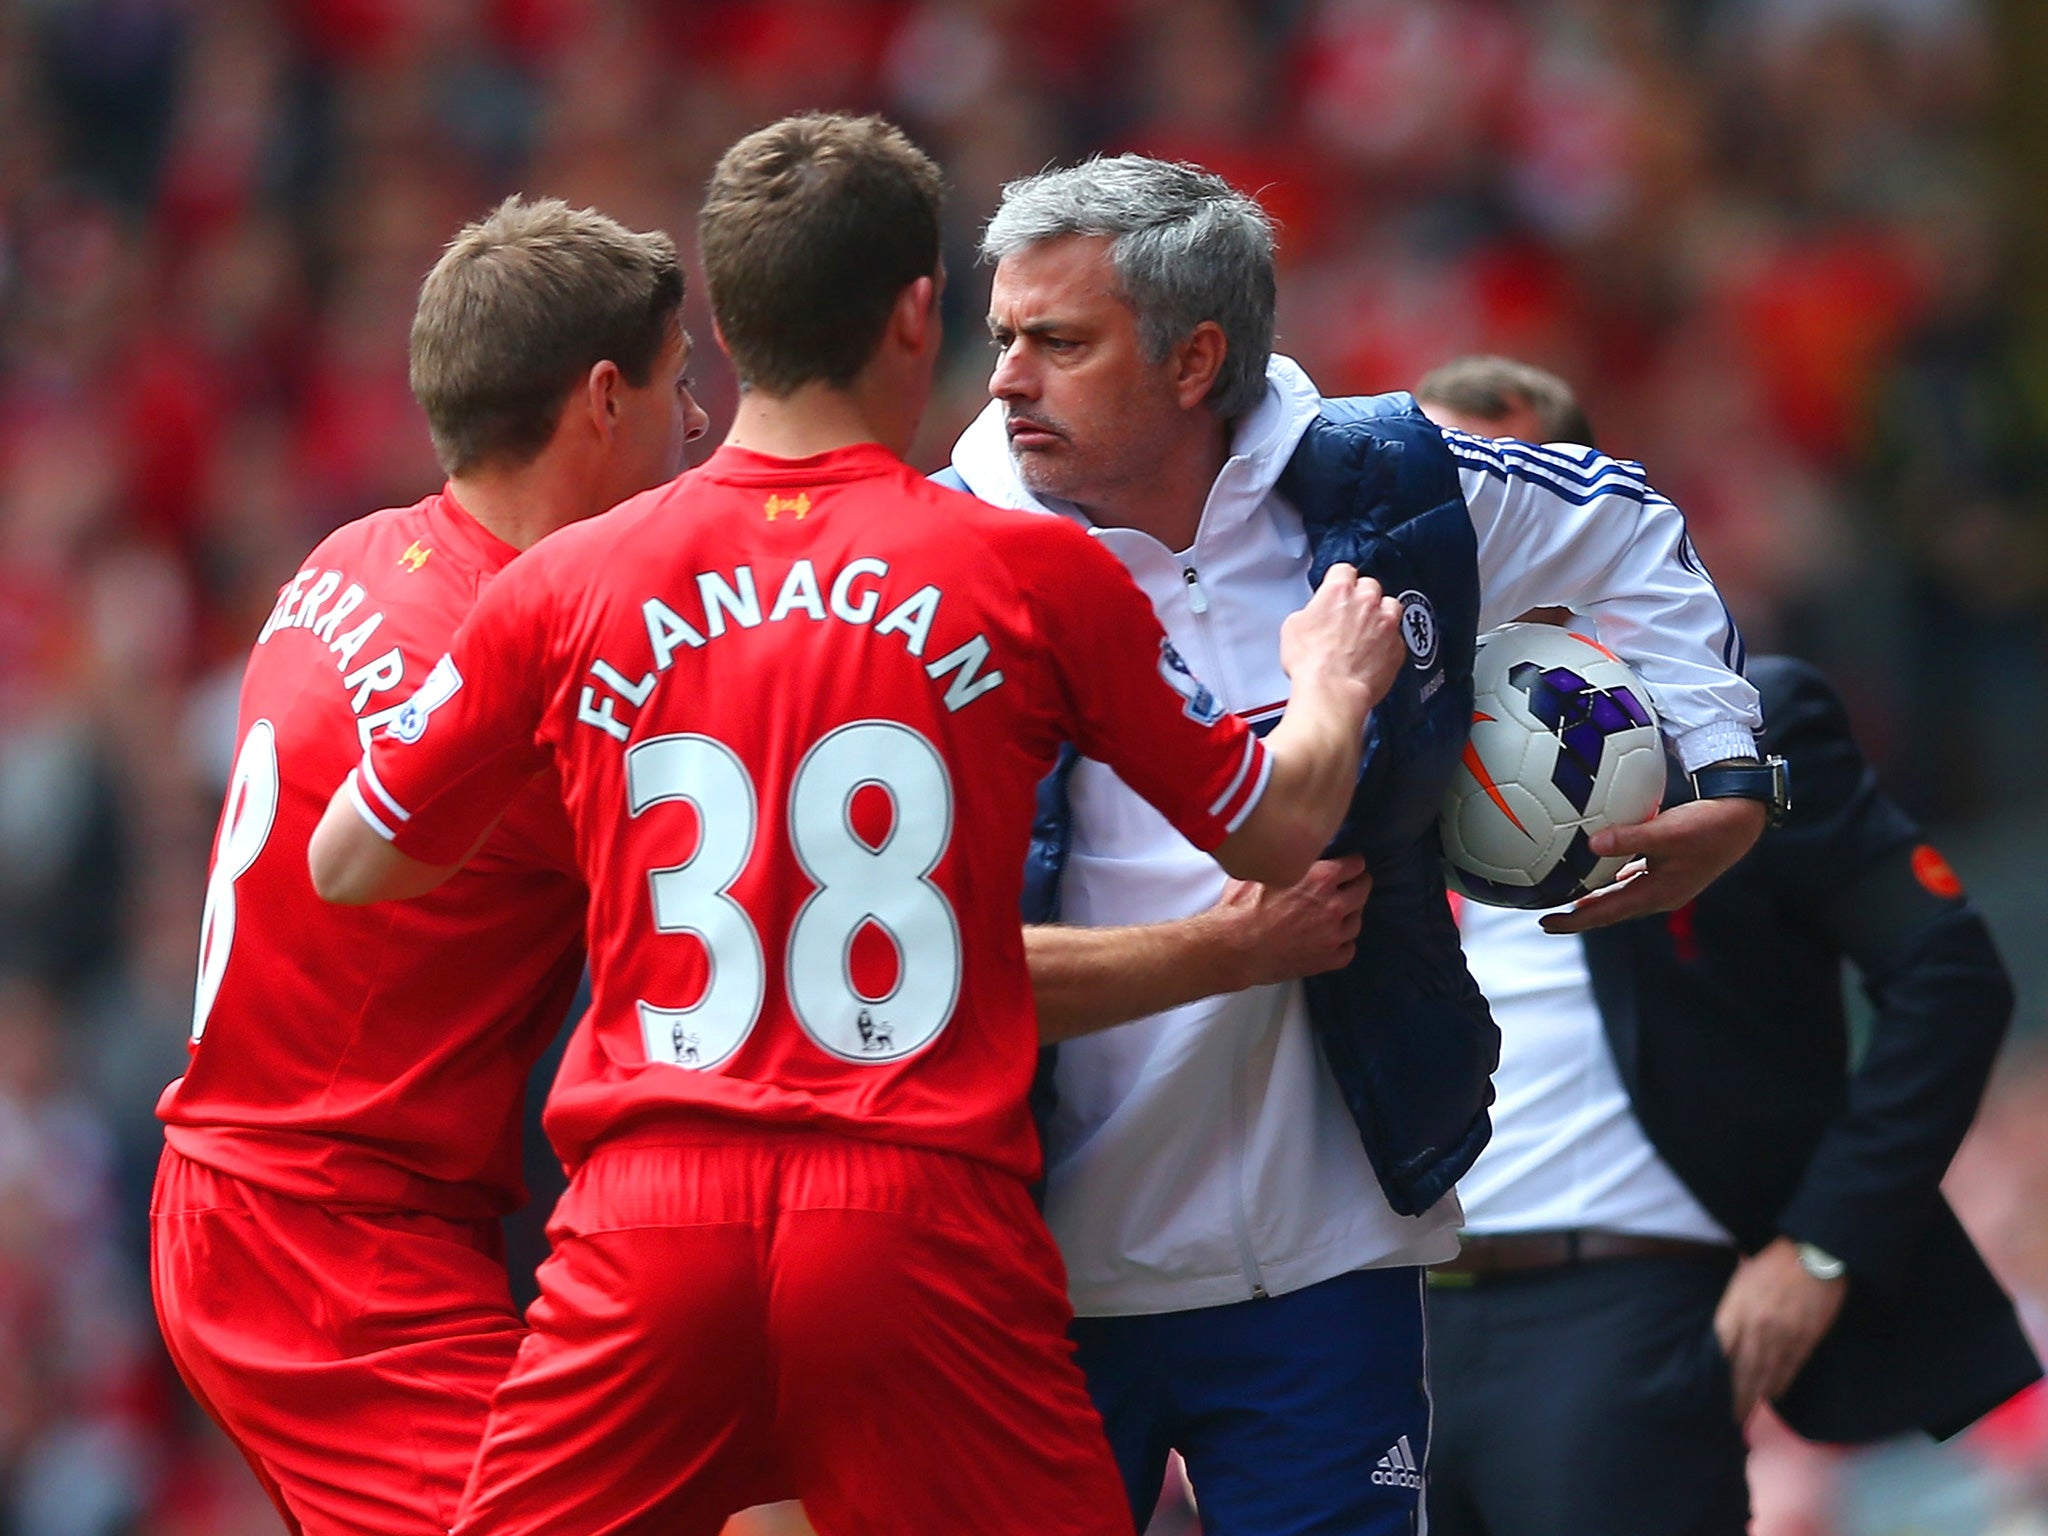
[
  {"x1": 1690, "y1": 754, "x2": 1791, "y2": 827},
  {"x1": 1795, "y1": 1242, "x2": 1847, "y2": 1282}
]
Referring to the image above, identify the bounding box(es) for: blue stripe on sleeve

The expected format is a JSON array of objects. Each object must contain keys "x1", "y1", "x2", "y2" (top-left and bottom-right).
[
  {"x1": 1448, "y1": 443, "x2": 1654, "y2": 510},
  {"x1": 1441, "y1": 430, "x2": 1651, "y2": 496}
]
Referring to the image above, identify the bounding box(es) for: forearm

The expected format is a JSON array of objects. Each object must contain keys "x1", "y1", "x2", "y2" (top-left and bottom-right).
[
  {"x1": 308, "y1": 772, "x2": 465, "y2": 904},
  {"x1": 1218, "y1": 673, "x2": 1370, "y2": 886},
  {"x1": 1028, "y1": 915, "x2": 1248, "y2": 1043}
]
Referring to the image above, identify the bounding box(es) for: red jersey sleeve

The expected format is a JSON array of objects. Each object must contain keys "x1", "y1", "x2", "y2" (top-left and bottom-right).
[
  {"x1": 353, "y1": 557, "x2": 555, "y2": 867},
  {"x1": 1030, "y1": 525, "x2": 1268, "y2": 850}
]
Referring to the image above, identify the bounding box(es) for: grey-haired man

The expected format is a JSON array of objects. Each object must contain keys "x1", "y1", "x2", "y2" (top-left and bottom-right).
[{"x1": 940, "y1": 156, "x2": 1771, "y2": 1535}]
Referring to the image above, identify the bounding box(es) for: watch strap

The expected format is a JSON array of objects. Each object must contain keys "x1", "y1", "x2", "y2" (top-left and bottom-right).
[{"x1": 1690, "y1": 755, "x2": 1790, "y2": 825}]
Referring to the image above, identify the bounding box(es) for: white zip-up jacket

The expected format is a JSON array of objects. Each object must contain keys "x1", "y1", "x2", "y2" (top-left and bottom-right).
[{"x1": 949, "y1": 356, "x2": 1763, "y2": 1317}]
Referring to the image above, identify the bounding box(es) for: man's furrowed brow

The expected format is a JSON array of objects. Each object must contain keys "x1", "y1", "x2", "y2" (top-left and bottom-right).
[{"x1": 989, "y1": 317, "x2": 1075, "y2": 339}]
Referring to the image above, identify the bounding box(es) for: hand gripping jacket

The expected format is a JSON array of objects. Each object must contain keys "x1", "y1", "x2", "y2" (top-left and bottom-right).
[{"x1": 1019, "y1": 395, "x2": 1499, "y2": 1216}]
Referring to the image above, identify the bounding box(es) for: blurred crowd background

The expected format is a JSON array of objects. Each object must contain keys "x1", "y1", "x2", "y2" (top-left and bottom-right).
[{"x1": 0, "y1": 0, "x2": 2043, "y2": 1531}]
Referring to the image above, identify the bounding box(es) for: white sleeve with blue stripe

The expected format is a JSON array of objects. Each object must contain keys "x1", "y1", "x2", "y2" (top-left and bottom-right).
[{"x1": 1444, "y1": 428, "x2": 1763, "y2": 772}]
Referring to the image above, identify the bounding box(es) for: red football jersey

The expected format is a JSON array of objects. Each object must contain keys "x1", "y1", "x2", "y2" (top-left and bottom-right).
[
  {"x1": 158, "y1": 490, "x2": 586, "y2": 1220},
  {"x1": 358, "y1": 444, "x2": 1269, "y2": 1180}
]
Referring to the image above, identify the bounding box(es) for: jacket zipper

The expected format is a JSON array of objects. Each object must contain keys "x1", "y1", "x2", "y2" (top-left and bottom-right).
[
  {"x1": 1180, "y1": 552, "x2": 1265, "y2": 1296},
  {"x1": 1227, "y1": 1003, "x2": 1271, "y2": 1300}
]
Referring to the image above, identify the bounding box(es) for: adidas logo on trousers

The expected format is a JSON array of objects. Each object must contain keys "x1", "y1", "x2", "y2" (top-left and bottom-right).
[{"x1": 1371, "y1": 1434, "x2": 1423, "y2": 1490}]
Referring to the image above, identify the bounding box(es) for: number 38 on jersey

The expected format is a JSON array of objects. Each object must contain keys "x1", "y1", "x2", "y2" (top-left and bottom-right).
[{"x1": 628, "y1": 719, "x2": 962, "y2": 1070}]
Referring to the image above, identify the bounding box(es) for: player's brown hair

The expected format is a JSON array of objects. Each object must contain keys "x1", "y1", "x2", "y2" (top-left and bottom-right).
[
  {"x1": 409, "y1": 195, "x2": 683, "y2": 476},
  {"x1": 699, "y1": 113, "x2": 943, "y2": 396},
  {"x1": 1413, "y1": 355, "x2": 1598, "y2": 450}
]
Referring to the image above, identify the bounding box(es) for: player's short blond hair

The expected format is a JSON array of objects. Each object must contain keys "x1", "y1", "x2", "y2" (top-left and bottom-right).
[
  {"x1": 699, "y1": 113, "x2": 942, "y2": 397},
  {"x1": 410, "y1": 196, "x2": 683, "y2": 476}
]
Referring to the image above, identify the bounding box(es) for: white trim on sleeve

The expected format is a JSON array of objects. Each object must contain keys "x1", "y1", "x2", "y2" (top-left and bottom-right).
[
  {"x1": 357, "y1": 754, "x2": 412, "y2": 824},
  {"x1": 1222, "y1": 742, "x2": 1274, "y2": 835},
  {"x1": 344, "y1": 769, "x2": 399, "y2": 843},
  {"x1": 1208, "y1": 733, "x2": 1259, "y2": 819}
]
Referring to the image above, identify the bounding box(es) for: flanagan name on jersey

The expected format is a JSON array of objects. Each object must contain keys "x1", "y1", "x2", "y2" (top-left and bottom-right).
[{"x1": 575, "y1": 556, "x2": 1007, "y2": 742}]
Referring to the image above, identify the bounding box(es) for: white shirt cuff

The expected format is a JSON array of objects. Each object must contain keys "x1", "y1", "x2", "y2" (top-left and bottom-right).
[{"x1": 1669, "y1": 721, "x2": 1760, "y2": 774}]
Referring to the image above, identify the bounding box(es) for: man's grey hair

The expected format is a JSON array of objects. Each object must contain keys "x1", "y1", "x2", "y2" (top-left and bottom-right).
[{"x1": 982, "y1": 155, "x2": 1276, "y2": 420}]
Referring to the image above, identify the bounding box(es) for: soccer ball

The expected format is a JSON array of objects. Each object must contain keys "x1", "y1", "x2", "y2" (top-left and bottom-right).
[{"x1": 1440, "y1": 622, "x2": 1666, "y2": 909}]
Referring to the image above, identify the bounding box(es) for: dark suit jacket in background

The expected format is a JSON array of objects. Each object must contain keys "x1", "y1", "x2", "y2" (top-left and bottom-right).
[{"x1": 1582, "y1": 654, "x2": 2041, "y2": 1443}]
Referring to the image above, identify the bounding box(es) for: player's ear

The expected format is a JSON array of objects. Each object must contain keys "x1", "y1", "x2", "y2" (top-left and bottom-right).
[
  {"x1": 1171, "y1": 321, "x2": 1227, "y2": 412},
  {"x1": 891, "y1": 275, "x2": 938, "y2": 358},
  {"x1": 583, "y1": 359, "x2": 624, "y2": 441}
]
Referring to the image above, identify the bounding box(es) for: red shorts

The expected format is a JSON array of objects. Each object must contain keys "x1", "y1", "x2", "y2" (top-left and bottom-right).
[
  {"x1": 149, "y1": 1146, "x2": 525, "y2": 1535},
  {"x1": 454, "y1": 1127, "x2": 1135, "y2": 1536}
]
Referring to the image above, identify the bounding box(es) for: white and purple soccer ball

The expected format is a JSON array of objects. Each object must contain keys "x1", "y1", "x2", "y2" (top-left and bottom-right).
[{"x1": 1440, "y1": 622, "x2": 1666, "y2": 909}]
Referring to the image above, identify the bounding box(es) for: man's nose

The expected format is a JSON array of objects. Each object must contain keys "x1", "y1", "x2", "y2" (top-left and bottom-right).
[{"x1": 988, "y1": 341, "x2": 1034, "y2": 402}]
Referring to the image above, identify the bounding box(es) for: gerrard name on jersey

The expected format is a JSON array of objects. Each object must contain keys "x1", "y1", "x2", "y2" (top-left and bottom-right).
[
  {"x1": 256, "y1": 563, "x2": 411, "y2": 737},
  {"x1": 574, "y1": 555, "x2": 1007, "y2": 743}
]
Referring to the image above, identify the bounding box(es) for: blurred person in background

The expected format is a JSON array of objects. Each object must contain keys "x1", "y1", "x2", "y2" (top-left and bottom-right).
[
  {"x1": 1415, "y1": 356, "x2": 2038, "y2": 1536},
  {"x1": 150, "y1": 195, "x2": 705, "y2": 1535},
  {"x1": 942, "y1": 153, "x2": 1768, "y2": 1536},
  {"x1": 1925, "y1": 1039, "x2": 2048, "y2": 1531},
  {"x1": 0, "y1": 972, "x2": 155, "y2": 1536}
]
